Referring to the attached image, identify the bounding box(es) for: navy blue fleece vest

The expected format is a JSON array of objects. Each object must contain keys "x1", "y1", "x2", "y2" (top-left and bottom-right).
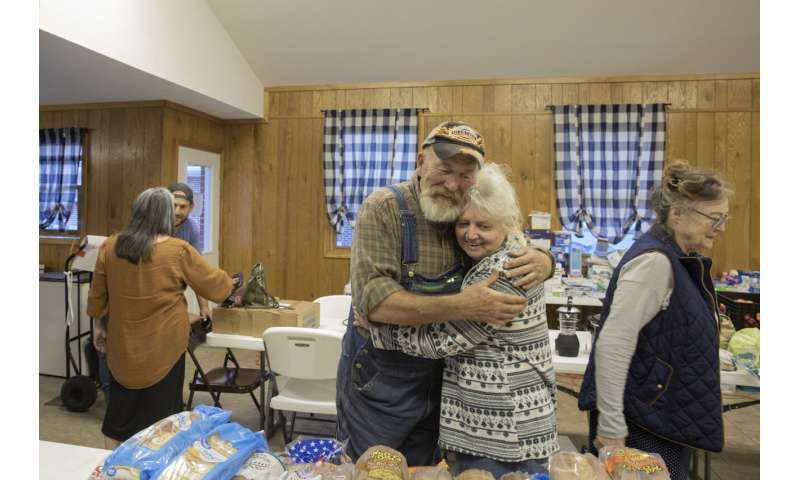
[{"x1": 578, "y1": 225, "x2": 724, "y2": 452}]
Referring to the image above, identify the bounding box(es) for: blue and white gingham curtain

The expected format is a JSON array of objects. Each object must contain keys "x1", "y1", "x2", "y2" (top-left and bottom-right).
[
  {"x1": 323, "y1": 109, "x2": 419, "y2": 232},
  {"x1": 553, "y1": 104, "x2": 666, "y2": 243},
  {"x1": 39, "y1": 127, "x2": 86, "y2": 230}
]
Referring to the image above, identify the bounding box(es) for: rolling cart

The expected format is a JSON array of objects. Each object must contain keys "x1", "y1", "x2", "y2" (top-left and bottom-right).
[{"x1": 59, "y1": 236, "x2": 107, "y2": 412}]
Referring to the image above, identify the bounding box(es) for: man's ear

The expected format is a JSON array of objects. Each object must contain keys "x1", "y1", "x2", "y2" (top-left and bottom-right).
[{"x1": 416, "y1": 151, "x2": 425, "y2": 169}]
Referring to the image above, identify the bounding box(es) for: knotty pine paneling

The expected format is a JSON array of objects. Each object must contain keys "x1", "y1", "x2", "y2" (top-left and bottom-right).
[
  {"x1": 39, "y1": 103, "x2": 224, "y2": 272},
  {"x1": 222, "y1": 75, "x2": 760, "y2": 300}
]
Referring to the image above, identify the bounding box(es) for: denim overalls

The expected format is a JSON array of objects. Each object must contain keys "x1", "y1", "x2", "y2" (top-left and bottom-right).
[{"x1": 335, "y1": 185, "x2": 465, "y2": 466}]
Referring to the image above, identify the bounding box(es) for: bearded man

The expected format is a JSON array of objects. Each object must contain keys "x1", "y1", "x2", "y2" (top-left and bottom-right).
[{"x1": 335, "y1": 121, "x2": 555, "y2": 465}]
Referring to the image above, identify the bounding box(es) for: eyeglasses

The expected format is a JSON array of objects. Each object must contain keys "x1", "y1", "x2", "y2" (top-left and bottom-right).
[{"x1": 691, "y1": 208, "x2": 730, "y2": 229}]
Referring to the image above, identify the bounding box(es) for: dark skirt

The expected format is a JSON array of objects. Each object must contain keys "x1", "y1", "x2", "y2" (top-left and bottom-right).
[{"x1": 102, "y1": 355, "x2": 185, "y2": 442}]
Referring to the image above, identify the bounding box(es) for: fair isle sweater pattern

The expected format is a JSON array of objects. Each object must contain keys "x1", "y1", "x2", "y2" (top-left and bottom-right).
[{"x1": 375, "y1": 246, "x2": 560, "y2": 462}]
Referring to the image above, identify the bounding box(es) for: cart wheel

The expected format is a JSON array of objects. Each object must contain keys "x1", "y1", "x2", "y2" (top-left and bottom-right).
[{"x1": 61, "y1": 375, "x2": 97, "y2": 412}]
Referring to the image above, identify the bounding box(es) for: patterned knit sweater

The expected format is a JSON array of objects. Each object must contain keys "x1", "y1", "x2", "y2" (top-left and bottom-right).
[{"x1": 373, "y1": 245, "x2": 559, "y2": 462}]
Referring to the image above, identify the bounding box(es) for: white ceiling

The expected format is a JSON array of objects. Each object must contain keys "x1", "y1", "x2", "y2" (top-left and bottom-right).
[
  {"x1": 207, "y1": 0, "x2": 759, "y2": 86},
  {"x1": 40, "y1": 0, "x2": 759, "y2": 119}
]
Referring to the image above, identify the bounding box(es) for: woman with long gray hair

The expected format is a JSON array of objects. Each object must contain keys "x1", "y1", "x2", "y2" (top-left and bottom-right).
[{"x1": 88, "y1": 187, "x2": 235, "y2": 446}]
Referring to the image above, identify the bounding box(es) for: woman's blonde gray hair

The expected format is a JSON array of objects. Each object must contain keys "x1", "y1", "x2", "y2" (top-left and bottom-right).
[
  {"x1": 115, "y1": 187, "x2": 175, "y2": 263},
  {"x1": 649, "y1": 160, "x2": 732, "y2": 224},
  {"x1": 463, "y1": 162, "x2": 527, "y2": 250}
]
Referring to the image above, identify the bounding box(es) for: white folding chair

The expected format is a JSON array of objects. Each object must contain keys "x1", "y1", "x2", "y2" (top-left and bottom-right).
[
  {"x1": 262, "y1": 327, "x2": 342, "y2": 442},
  {"x1": 313, "y1": 295, "x2": 351, "y2": 333}
]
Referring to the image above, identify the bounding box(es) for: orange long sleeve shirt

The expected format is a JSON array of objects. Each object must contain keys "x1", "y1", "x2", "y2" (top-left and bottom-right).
[{"x1": 87, "y1": 236, "x2": 233, "y2": 389}]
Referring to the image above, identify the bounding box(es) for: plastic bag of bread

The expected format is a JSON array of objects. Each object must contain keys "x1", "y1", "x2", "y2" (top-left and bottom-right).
[
  {"x1": 355, "y1": 446, "x2": 409, "y2": 480},
  {"x1": 548, "y1": 451, "x2": 610, "y2": 480},
  {"x1": 231, "y1": 451, "x2": 287, "y2": 480},
  {"x1": 101, "y1": 405, "x2": 230, "y2": 479},
  {"x1": 154, "y1": 422, "x2": 268, "y2": 479},
  {"x1": 409, "y1": 463, "x2": 452, "y2": 480},
  {"x1": 454, "y1": 469, "x2": 493, "y2": 480},
  {"x1": 598, "y1": 447, "x2": 670, "y2": 480}
]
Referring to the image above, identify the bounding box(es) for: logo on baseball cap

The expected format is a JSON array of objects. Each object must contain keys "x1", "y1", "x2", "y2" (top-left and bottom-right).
[{"x1": 421, "y1": 121, "x2": 485, "y2": 166}]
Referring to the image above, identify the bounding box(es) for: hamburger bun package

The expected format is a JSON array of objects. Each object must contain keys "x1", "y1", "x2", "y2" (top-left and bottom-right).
[
  {"x1": 102, "y1": 405, "x2": 230, "y2": 479},
  {"x1": 548, "y1": 451, "x2": 610, "y2": 480},
  {"x1": 154, "y1": 422, "x2": 268, "y2": 480},
  {"x1": 598, "y1": 447, "x2": 670, "y2": 480}
]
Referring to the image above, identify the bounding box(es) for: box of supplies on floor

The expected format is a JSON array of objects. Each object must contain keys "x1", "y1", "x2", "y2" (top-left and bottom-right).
[{"x1": 212, "y1": 300, "x2": 320, "y2": 337}]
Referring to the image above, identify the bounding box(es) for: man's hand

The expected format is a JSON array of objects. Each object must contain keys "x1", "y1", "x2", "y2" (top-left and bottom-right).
[
  {"x1": 198, "y1": 298, "x2": 211, "y2": 320},
  {"x1": 457, "y1": 272, "x2": 527, "y2": 326},
  {"x1": 594, "y1": 435, "x2": 626, "y2": 451},
  {"x1": 188, "y1": 313, "x2": 203, "y2": 324},
  {"x1": 505, "y1": 247, "x2": 553, "y2": 290}
]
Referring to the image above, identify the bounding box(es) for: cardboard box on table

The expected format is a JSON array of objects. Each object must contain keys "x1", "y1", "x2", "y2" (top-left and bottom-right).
[{"x1": 212, "y1": 300, "x2": 320, "y2": 337}]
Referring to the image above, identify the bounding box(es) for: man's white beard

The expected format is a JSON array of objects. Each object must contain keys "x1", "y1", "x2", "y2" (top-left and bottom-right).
[{"x1": 419, "y1": 190, "x2": 462, "y2": 223}]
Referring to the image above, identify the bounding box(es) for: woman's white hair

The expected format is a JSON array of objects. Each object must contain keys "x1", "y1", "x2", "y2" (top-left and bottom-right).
[{"x1": 463, "y1": 163, "x2": 527, "y2": 250}]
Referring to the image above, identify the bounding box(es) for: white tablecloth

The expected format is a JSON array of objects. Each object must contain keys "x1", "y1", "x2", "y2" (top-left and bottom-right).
[{"x1": 40, "y1": 440, "x2": 110, "y2": 480}]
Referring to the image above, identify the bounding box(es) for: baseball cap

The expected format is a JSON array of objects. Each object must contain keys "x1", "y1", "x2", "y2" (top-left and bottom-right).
[
  {"x1": 167, "y1": 182, "x2": 194, "y2": 204},
  {"x1": 421, "y1": 121, "x2": 485, "y2": 166}
]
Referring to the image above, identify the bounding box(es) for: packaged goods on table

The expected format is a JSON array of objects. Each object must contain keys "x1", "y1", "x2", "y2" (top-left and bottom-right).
[
  {"x1": 548, "y1": 451, "x2": 610, "y2": 480},
  {"x1": 101, "y1": 405, "x2": 230, "y2": 479},
  {"x1": 599, "y1": 447, "x2": 670, "y2": 480}
]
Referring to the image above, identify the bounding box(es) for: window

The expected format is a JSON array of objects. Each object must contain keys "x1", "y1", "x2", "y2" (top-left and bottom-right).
[
  {"x1": 322, "y1": 108, "x2": 421, "y2": 257},
  {"x1": 186, "y1": 164, "x2": 211, "y2": 253},
  {"x1": 39, "y1": 128, "x2": 87, "y2": 236},
  {"x1": 336, "y1": 221, "x2": 354, "y2": 248}
]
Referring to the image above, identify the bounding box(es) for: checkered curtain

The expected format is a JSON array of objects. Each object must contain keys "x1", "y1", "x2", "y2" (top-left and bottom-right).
[
  {"x1": 39, "y1": 127, "x2": 86, "y2": 230},
  {"x1": 553, "y1": 104, "x2": 666, "y2": 243},
  {"x1": 323, "y1": 109, "x2": 419, "y2": 232}
]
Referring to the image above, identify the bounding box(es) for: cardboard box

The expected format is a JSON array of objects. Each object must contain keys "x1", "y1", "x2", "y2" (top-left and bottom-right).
[{"x1": 212, "y1": 300, "x2": 320, "y2": 338}]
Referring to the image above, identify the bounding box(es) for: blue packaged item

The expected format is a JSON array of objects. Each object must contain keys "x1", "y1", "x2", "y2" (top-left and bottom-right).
[
  {"x1": 102, "y1": 405, "x2": 230, "y2": 479},
  {"x1": 287, "y1": 437, "x2": 345, "y2": 464},
  {"x1": 154, "y1": 422, "x2": 268, "y2": 479}
]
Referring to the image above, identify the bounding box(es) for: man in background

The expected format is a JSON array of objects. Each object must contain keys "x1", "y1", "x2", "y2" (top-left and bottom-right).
[{"x1": 168, "y1": 182, "x2": 210, "y2": 320}]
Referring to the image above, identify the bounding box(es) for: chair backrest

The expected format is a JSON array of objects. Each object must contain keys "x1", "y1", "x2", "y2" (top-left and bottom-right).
[
  {"x1": 313, "y1": 295, "x2": 352, "y2": 320},
  {"x1": 262, "y1": 327, "x2": 342, "y2": 380}
]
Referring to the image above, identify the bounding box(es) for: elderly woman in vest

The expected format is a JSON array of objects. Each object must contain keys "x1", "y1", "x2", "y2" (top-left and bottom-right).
[
  {"x1": 372, "y1": 163, "x2": 558, "y2": 477},
  {"x1": 88, "y1": 187, "x2": 235, "y2": 447},
  {"x1": 578, "y1": 161, "x2": 731, "y2": 480}
]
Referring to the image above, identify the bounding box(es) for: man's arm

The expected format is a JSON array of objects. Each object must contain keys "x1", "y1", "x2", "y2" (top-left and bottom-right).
[
  {"x1": 368, "y1": 271, "x2": 525, "y2": 327},
  {"x1": 504, "y1": 246, "x2": 555, "y2": 290}
]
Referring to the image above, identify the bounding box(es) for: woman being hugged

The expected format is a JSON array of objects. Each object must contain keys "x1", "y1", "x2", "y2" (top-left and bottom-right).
[
  {"x1": 88, "y1": 187, "x2": 235, "y2": 447},
  {"x1": 373, "y1": 163, "x2": 558, "y2": 477},
  {"x1": 578, "y1": 161, "x2": 731, "y2": 480}
]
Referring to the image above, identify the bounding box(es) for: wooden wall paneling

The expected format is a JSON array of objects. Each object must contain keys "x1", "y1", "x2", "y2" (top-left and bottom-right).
[
  {"x1": 121, "y1": 109, "x2": 146, "y2": 228},
  {"x1": 535, "y1": 115, "x2": 555, "y2": 224},
  {"x1": 143, "y1": 108, "x2": 164, "y2": 189},
  {"x1": 483, "y1": 115, "x2": 512, "y2": 164},
  {"x1": 752, "y1": 80, "x2": 759, "y2": 109},
  {"x1": 435, "y1": 86, "x2": 454, "y2": 112},
  {"x1": 535, "y1": 84, "x2": 553, "y2": 110},
  {"x1": 578, "y1": 84, "x2": 591, "y2": 104},
  {"x1": 684, "y1": 113, "x2": 698, "y2": 166},
  {"x1": 562, "y1": 84, "x2": 579, "y2": 104},
  {"x1": 320, "y1": 90, "x2": 337, "y2": 111},
  {"x1": 412, "y1": 86, "x2": 437, "y2": 112},
  {"x1": 106, "y1": 108, "x2": 127, "y2": 233},
  {"x1": 624, "y1": 83, "x2": 643, "y2": 104},
  {"x1": 389, "y1": 88, "x2": 413, "y2": 108},
  {"x1": 724, "y1": 112, "x2": 751, "y2": 272},
  {"x1": 510, "y1": 115, "x2": 537, "y2": 217},
  {"x1": 715, "y1": 81, "x2": 728, "y2": 109},
  {"x1": 696, "y1": 113, "x2": 716, "y2": 171},
  {"x1": 727, "y1": 80, "x2": 752, "y2": 109},
  {"x1": 257, "y1": 122, "x2": 281, "y2": 280},
  {"x1": 588, "y1": 83, "x2": 611, "y2": 104},
  {"x1": 668, "y1": 81, "x2": 687, "y2": 108},
  {"x1": 87, "y1": 109, "x2": 112, "y2": 235},
  {"x1": 685, "y1": 81, "x2": 698, "y2": 108},
  {"x1": 550, "y1": 84, "x2": 564, "y2": 105},
  {"x1": 461, "y1": 86, "x2": 484, "y2": 113},
  {"x1": 667, "y1": 112, "x2": 686, "y2": 160},
  {"x1": 610, "y1": 84, "x2": 625, "y2": 104},
  {"x1": 220, "y1": 124, "x2": 255, "y2": 278},
  {"x1": 750, "y1": 113, "x2": 760, "y2": 269},
  {"x1": 711, "y1": 112, "x2": 728, "y2": 273},
  {"x1": 644, "y1": 82, "x2": 669, "y2": 103},
  {"x1": 511, "y1": 84, "x2": 536, "y2": 113},
  {"x1": 697, "y1": 81, "x2": 716, "y2": 108}
]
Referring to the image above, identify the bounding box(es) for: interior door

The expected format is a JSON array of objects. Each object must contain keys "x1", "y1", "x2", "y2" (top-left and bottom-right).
[{"x1": 178, "y1": 146, "x2": 221, "y2": 314}]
